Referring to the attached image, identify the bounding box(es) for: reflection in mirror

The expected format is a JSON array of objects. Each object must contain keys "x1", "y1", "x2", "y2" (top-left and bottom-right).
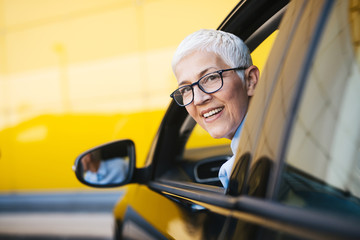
[{"x1": 75, "y1": 140, "x2": 133, "y2": 186}]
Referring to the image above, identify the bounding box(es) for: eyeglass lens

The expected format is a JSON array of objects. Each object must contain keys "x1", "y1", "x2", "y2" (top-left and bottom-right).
[{"x1": 174, "y1": 72, "x2": 223, "y2": 106}]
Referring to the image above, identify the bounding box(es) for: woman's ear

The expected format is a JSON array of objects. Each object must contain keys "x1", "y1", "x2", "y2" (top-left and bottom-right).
[{"x1": 245, "y1": 65, "x2": 259, "y2": 96}]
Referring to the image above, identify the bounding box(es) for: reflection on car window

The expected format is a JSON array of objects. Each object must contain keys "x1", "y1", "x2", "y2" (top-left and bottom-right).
[
  {"x1": 279, "y1": 0, "x2": 360, "y2": 218},
  {"x1": 349, "y1": 0, "x2": 360, "y2": 66}
]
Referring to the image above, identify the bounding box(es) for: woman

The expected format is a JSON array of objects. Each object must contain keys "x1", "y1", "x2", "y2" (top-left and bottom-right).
[{"x1": 170, "y1": 29, "x2": 259, "y2": 188}]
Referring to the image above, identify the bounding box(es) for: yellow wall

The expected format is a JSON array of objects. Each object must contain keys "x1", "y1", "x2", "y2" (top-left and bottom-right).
[{"x1": 0, "y1": 0, "x2": 238, "y2": 192}]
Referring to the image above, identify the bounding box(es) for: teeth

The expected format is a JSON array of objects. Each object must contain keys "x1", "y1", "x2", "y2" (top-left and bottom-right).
[{"x1": 203, "y1": 108, "x2": 223, "y2": 118}]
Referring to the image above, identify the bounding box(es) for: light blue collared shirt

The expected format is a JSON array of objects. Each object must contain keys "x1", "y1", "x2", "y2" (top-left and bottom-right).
[{"x1": 218, "y1": 118, "x2": 245, "y2": 188}]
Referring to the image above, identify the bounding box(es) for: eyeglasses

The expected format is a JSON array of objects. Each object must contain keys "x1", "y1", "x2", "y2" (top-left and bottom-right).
[{"x1": 170, "y1": 67, "x2": 247, "y2": 107}]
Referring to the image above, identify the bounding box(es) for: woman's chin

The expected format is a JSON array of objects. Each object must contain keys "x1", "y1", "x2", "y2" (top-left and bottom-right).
[{"x1": 208, "y1": 129, "x2": 227, "y2": 139}]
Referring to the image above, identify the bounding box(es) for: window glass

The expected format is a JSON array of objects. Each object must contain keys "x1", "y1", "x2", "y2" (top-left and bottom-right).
[
  {"x1": 279, "y1": 0, "x2": 360, "y2": 218},
  {"x1": 349, "y1": 0, "x2": 360, "y2": 66}
]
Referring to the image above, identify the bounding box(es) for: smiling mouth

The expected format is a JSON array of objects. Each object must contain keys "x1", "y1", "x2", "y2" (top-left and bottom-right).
[{"x1": 203, "y1": 107, "x2": 224, "y2": 118}]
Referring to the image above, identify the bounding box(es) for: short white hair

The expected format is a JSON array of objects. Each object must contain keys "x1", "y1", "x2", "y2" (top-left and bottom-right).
[{"x1": 171, "y1": 29, "x2": 252, "y2": 80}]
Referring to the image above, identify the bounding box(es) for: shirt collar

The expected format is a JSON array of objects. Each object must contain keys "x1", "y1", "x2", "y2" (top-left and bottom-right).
[{"x1": 230, "y1": 116, "x2": 246, "y2": 155}]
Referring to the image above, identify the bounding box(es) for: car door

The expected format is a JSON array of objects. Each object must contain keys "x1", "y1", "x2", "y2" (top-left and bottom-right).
[
  {"x1": 224, "y1": 0, "x2": 360, "y2": 239},
  {"x1": 114, "y1": 0, "x2": 289, "y2": 239}
]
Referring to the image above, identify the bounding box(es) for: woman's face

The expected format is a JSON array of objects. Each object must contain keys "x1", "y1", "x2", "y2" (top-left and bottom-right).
[{"x1": 174, "y1": 51, "x2": 256, "y2": 139}]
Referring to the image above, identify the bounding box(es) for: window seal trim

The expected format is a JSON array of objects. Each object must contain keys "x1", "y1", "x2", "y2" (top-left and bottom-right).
[
  {"x1": 235, "y1": 197, "x2": 360, "y2": 239},
  {"x1": 245, "y1": 4, "x2": 287, "y2": 51},
  {"x1": 149, "y1": 180, "x2": 237, "y2": 209},
  {"x1": 149, "y1": 180, "x2": 360, "y2": 239}
]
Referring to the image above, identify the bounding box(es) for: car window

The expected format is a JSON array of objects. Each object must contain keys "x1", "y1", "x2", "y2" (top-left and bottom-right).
[
  {"x1": 185, "y1": 30, "x2": 279, "y2": 150},
  {"x1": 176, "y1": 32, "x2": 279, "y2": 186},
  {"x1": 278, "y1": 0, "x2": 360, "y2": 218}
]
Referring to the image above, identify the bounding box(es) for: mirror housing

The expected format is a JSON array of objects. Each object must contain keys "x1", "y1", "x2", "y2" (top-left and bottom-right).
[{"x1": 73, "y1": 139, "x2": 135, "y2": 188}]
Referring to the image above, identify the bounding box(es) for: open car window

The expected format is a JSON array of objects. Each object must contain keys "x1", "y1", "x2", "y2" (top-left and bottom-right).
[
  {"x1": 154, "y1": 0, "x2": 289, "y2": 191},
  {"x1": 158, "y1": 30, "x2": 280, "y2": 187}
]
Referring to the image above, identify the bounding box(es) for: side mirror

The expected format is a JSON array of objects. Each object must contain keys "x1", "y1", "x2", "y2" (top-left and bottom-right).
[{"x1": 73, "y1": 139, "x2": 135, "y2": 187}]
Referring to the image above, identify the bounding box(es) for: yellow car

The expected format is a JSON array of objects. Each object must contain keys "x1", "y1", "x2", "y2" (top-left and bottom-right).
[{"x1": 74, "y1": 0, "x2": 360, "y2": 239}]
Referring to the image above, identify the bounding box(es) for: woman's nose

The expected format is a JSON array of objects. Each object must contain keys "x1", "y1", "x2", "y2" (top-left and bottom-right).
[{"x1": 193, "y1": 85, "x2": 211, "y2": 105}]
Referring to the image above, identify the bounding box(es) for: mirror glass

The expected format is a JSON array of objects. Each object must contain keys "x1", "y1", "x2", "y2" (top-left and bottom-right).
[{"x1": 75, "y1": 140, "x2": 133, "y2": 186}]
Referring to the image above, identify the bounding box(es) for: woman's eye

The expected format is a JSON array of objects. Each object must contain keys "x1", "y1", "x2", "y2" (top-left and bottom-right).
[
  {"x1": 208, "y1": 74, "x2": 217, "y2": 80},
  {"x1": 203, "y1": 74, "x2": 219, "y2": 83},
  {"x1": 180, "y1": 87, "x2": 191, "y2": 95}
]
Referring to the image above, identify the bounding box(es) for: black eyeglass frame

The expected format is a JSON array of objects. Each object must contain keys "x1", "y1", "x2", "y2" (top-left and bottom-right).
[{"x1": 170, "y1": 67, "x2": 247, "y2": 107}]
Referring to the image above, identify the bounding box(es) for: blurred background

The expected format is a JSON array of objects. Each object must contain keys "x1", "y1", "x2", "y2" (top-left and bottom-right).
[
  {"x1": 0, "y1": 0, "x2": 240, "y2": 193},
  {"x1": 0, "y1": 0, "x2": 240, "y2": 238}
]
